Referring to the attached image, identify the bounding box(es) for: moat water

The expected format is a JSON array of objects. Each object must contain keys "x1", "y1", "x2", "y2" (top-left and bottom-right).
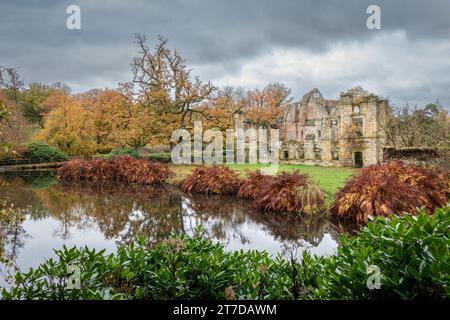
[{"x1": 0, "y1": 170, "x2": 358, "y2": 288}]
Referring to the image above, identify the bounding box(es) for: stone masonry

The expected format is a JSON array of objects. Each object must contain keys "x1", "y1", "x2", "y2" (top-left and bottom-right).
[{"x1": 280, "y1": 87, "x2": 390, "y2": 167}]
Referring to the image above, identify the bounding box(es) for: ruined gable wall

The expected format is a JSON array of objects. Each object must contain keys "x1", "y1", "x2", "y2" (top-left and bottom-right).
[{"x1": 281, "y1": 88, "x2": 388, "y2": 167}]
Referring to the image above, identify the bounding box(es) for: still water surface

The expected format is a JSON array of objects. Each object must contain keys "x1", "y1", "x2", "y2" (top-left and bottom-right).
[{"x1": 0, "y1": 171, "x2": 357, "y2": 287}]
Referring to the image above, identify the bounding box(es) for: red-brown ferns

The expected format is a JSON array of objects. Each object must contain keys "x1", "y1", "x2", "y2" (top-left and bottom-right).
[
  {"x1": 57, "y1": 156, "x2": 173, "y2": 185},
  {"x1": 238, "y1": 170, "x2": 325, "y2": 214},
  {"x1": 237, "y1": 171, "x2": 270, "y2": 199},
  {"x1": 183, "y1": 165, "x2": 242, "y2": 195},
  {"x1": 329, "y1": 161, "x2": 450, "y2": 223}
]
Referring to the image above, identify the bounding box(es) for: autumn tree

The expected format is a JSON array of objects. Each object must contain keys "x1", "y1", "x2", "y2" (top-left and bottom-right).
[
  {"x1": 0, "y1": 67, "x2": 36, "y2": 155},
  {"x1": 0, "y1": 96, "x2": 9, "y2": 123},
  {"x1": 243, "y1": 83, "x2": 292, "y2": 128},
  {"x1": 197, "y1": 86, "x2": 246, "y2": 131},
  {"x1": 35, "y1": 92, "x2": 96, "y2": 155},
  {"x1": 199, "y1": 84, "x2": 292, "y2": 132},
  {"x1": 0, "y1": 91, "x2": 34, "y2": 153},
  {"x1": 131, "y1": 34, "x2": 215, "y2": 129},
  {"x1": 100, "y1": 84, "x2": 180, "y2": 149},
  {"x1": 76, "y1": 89, "x2": 126, "y2": 152},
  {"x1": 36, "y1": 84, "x2": 178, "y2": 153},
  {"x1": 19, "y1": 82, "x2": 68, "y2": 127},
  {"x1": 109, "y1": 102, "x2": 168, "y2": 149}
]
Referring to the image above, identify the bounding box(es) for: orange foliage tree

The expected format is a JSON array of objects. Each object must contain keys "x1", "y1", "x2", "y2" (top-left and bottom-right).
[
  {"x1": 243, "y1": 83, "x2": 292, "y2": 128},
  {"x1": 35, "y1": 92, "x2": 97, "y2": 155}
]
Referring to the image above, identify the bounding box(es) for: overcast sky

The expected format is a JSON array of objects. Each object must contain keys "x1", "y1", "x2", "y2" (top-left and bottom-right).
[{"x1": 1, "y1": 0, "x2": 450, "y2": 107}]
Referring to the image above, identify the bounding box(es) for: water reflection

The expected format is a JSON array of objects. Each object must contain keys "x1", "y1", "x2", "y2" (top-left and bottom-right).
[{"x1": 0, "y1": 171, "x2": 359, "y2": 276}]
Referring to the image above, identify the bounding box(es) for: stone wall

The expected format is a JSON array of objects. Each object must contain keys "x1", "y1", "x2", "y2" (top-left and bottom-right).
[
  {"x1": 282, "y1": 87, "x2": 388, "y2": 167},
  {"x1": 235, "y1": 87, "x2": 390, "y2": 168},
  {"x1": 383, "y1": 147, "x2": 450, "y2": 170}
]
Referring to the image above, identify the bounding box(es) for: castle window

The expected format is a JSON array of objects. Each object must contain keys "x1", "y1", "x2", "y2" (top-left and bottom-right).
[
  {"x1": 315, "y1": 150, "x2": 321, "y2": 160},
  {"x1": 299, "y1": 148, "x2": 305, "y2": 160},
  {"x1": 283, "y1": 150, "x2": 289, "y2": 159},
  {"x1": 318, "y1": 130, "x2": 321, "y2": 138},
  {"x1": 352, "y1": 117, "x2": 364, "y2": 137},
  {"x1": 331, "y1": 150, "x2": 339, "y2": 160},
  {"x1": 331, "y1": 119, "x2": 338, "y2": 140}
]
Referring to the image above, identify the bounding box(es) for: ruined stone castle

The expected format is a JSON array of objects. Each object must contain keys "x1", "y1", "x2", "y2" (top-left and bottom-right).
[{"x1": 280, "y1": 87, "x2": 389, "y2": 167}]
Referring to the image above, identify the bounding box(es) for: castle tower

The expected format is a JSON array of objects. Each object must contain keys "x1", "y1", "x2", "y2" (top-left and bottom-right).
[{"x1": 281, "y1": 87, "x2": 389, "y2": 167}]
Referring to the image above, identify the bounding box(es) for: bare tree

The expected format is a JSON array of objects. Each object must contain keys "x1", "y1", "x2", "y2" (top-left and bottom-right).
[
  {"x1": 0, "y1": 66, "x2": 24, "y2": 104},
  {"x1": 379, "y1": 102, "x2": 450, "y2": 148},
  {"x1": 131, "y1": 34, "x2": 215, "y2": 128}
]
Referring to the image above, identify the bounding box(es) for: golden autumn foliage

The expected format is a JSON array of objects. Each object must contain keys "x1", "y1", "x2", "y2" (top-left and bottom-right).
[
  {"x1": 35, "y1": 92, "x2": 96, "y2": 155},
  {"x1": 200, "y1": 87, "x2": 246, "y2": 131},
  {"x1": 33, "y1": 37, "x2": 295, "y2": 154},
  {"x1": 76, "y1": 89, "x2": 122, "y2": 152},
  {"x1": 190, "y1": 84, "x2": 292, "y2": 133},
  {"x1": 243, "y1": 83, "x2": 292, "y2": 128},
  {"x1": 36, "y1": 87, "x2": 179, "y2": 155}
]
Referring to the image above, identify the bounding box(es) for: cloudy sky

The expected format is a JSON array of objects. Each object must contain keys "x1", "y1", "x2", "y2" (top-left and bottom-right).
[{"x1": 1, "y1": 0, "x2": 450, "y2": 107}]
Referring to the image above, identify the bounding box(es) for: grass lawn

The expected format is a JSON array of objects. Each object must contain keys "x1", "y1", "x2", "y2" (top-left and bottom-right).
[{"x1": 168, "y1": 163, "x2": 356, "y2": 203}]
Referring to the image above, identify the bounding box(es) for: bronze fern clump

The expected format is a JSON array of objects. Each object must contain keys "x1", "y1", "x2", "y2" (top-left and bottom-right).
[
  {"x1": 183, "y1": 165, "x2": 242, "y2": 195},
  {"x1": 238, "y1": 170, "x2": 325, "y2": 214},
  {"x1": 329, "y1": 161, "x2": 450, "y2": 223},
  {"x1": 57, "y1": 156, "x2": 174, "y2": 185}
]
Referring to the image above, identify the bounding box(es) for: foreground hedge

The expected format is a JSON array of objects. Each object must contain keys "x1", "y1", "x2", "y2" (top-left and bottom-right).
[
  {"x1": 2, "y1": 206, "x2": 449, "y2": 300},
  {"x1": 24, "y1": 142, "x2": 68, "y2": 162}
]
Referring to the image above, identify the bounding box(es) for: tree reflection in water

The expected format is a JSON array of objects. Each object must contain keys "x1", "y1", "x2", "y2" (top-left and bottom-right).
[{"x1": 0, "y1": 172, "x2": 360, "y2": 260}]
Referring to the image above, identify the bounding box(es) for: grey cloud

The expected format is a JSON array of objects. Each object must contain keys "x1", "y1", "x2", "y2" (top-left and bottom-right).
[{"x1": 0, "y1": 0, "x2": 450, "y2": 106}]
